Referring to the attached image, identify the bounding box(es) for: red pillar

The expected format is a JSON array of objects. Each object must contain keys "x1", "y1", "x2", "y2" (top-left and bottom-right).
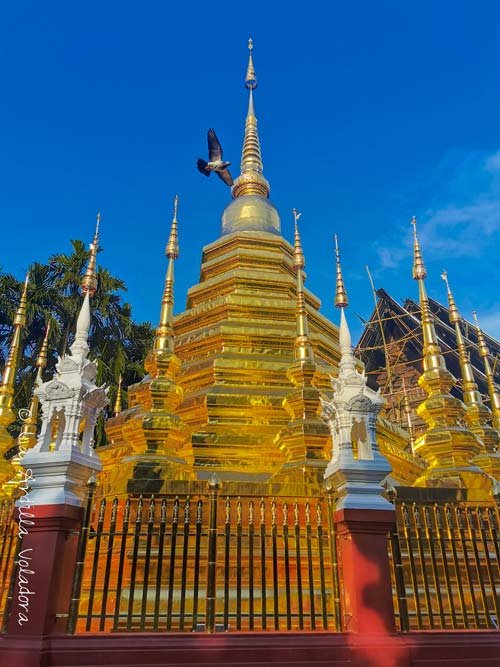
[
  {"x1": 6, "y1": 504, "x2": 82, "y2": 636},
  {"x1": 335, "y1": 507, "x2": 396, "y2": 634}
]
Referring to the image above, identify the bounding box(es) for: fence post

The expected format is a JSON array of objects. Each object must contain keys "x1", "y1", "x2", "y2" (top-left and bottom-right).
[
  {"x1": 67, "y1": 475, "x2": 97, "y2": 634},
  {"x1": 205, "y1": 473, "x2": 220, "y2": 633}
]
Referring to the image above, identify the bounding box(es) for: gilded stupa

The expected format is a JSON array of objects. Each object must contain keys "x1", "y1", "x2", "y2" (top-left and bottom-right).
[{"x1": 98, "y1": 41, "x2": 426, "y2": 499}]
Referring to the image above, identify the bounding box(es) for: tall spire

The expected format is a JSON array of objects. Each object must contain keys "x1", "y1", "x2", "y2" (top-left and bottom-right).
[
  {"x1": 334, "y1": 235, "x2": 348, "y2": 309},
  {"x1": 334, "y1": 236, "x2": 356, "y2": 377},
  {"x1": 152, "y1": 195, "x2": 179, "y2": 359},
  {"x1": 0, "y1": 274, "x2": 30, "y2": 497},
  {"x1": 232, "y1": 39, "x2": 270, "y2": 199},
  {"x1": 17, "y1": 321, "x2": 51, "y2": 450},
  {"x1": 82, "y1": 212, "x2": 100, "y2": 296},
  {"x1": 473, "y1": 311, "x2": 500, "y2": 431},
  {"x1": 0, "y1": 274, "x2": 29, "y2": 416},
  {"x1": 410, "y1": 218, "x2": 486, "y2": 491},
  {"x1": 441, "y1": 273, "x2": 499, "y2": 461},
  {"x1": 441, "y1": 271, "x2": 483, "y2": 407},
  {"x1": 411, "y1": 217, "x2": 448, "y2": 374},
  {"x1": 71, "y1": 218, "x2": 99, "y2": 361},
  {"x1": 292, "y1": 209, "x2": 314, "y2": 363}
]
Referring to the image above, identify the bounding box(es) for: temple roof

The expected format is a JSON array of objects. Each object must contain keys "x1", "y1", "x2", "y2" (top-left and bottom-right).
[{"x1": 356, "y1": 288, "x2": 500, "y2": 402}]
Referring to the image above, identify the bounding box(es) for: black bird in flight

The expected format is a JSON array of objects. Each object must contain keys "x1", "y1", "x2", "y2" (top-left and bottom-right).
[{"x1": 197, "y1": 129, "x2": 233, "y2": 186}]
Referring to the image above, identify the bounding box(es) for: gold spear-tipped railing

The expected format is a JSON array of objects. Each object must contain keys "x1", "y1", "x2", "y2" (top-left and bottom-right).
[
  {"x1": 68, "y1": 492, "x2": 340, "y2": 633},
  {"x1": 388, "y1": 500, "x2": 500, "y2": 630}
]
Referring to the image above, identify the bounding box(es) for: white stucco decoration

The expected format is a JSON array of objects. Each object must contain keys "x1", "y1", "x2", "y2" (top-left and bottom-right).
[
  {"x1": 21, "y1": 292, "x2": 108, "y2": 506},
  {"x1": 321, "y1": 308, "x2": 392, "y2": 511}
]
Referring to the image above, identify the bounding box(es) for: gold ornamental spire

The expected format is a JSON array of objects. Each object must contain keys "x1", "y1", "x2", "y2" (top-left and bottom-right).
[
  {"x1": 231, "y1": 39, "x2": 270, "y2": 199},
  {"x1": 410, "y1": 219, "x2": 487, "y2": 492},
  {"x1": 114, "y1": 374, "x2": 123, "y2": 416},
  {"x1": 152, "y1": 196, "x2": 180, "y2": 358},
  {"x1": 402, "y1": 378, "x2": 415, "y2": 454},
  {"x1": 18, "y1": 321, "x2": 51, "y2": 449},
  {"x1": 473, "y1": 311, "x2": 500, "y2": 431},
  {"x1": 82, "y1": 212, "x2": 100, "y2": 296},
  {"x1": 0, "y1": 274, "x2": 29, "y2": 410},
  {"x1": 334, "y1": 235, "x2": 348, "y2": 308},
  {"x1": 292, "y1": 209, "x2": 314, "y2": 363},
  {"x1": 441, "y1": 271, "x2": 482, "y2": 407},
  {"x1": 411, "y1": 218, "x2": 447, "y2": 373},
  {"x1": 0, "y1": 274, "x2": 30, "y2": 497}
]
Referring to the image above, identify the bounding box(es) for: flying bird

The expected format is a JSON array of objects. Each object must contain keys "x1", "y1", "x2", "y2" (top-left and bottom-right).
[{"x1": 197, "y1": 129, "x2": 233, "y2": 186}]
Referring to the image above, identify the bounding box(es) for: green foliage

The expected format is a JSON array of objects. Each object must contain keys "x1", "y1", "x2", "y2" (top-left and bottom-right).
[{"x1": 0, "y1": 241, "x2": 154, "y2": 447}]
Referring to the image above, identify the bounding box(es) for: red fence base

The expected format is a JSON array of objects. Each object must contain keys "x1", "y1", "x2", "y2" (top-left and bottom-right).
[{"x1": 1, "y1": 631, "x2": 500, "y2": 667}]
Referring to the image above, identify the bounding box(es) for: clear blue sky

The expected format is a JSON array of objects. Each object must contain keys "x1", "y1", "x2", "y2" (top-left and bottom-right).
[{"x1": 1, "y1": 1, "x2": 499, "y2": 341}]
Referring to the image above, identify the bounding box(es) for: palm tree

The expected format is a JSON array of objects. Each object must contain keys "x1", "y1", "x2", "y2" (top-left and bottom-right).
[{"x1": 0, "y1": 240, "x2": 154, "y2": 447}]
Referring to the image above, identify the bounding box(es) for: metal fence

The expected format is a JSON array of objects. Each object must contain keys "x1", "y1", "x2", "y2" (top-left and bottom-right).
[
  {"x1": 69, "y1": 489, "x2": 341, "y2": 633},
  {"x1": 389, "y1": 502, "x2": 500, "y2": 630}
]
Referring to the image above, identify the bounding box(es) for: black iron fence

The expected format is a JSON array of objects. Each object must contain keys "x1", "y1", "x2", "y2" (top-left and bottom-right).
[{"x1": 389, "y1": 502, "x2": 500, "y2": 630}]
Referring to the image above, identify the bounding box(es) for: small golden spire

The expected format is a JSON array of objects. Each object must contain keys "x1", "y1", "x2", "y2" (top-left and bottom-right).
[
  {"x1": 292, "y1": 209, "x2": 314, "y2": 363},
  {"x1": 334, "y1": 235, "x2": 348, "y2": 308},
  {"x1": 402, "y1": 377, "x2": 415, "y2": 454},
  {"x1": 18, "y1": 321, "x2": 51, "y2": 448},
  {"x1": 441, "y1": 271, "x2": 481, "y2": 406},
  {"x1": 473, "y1": 311, "x2": 500, "y2": 431},
  {"x1": 35, "y1": 320, "x2": 51, "y2": 383},
  {"x1": 0, "y1": 273, "x2": 29, "y2": 396},
  {"x1": 114, "y1": 374, "x2": 123, "y2": 416},
  {"x1": 153, "y1": 196, "x2": 180, "y2": 357},
  {"x1": 81, "y1": 212, "x2": 100, "y2": 296},
  {"x1": 411, "y1": 216, "x2": 426, "y2": 280},
  {"x1": 411, "y1": 218, "x2": 445, "y2": 372},
  {"x1": 232, "y1": 39, "x2": 270, "y2": 199}
]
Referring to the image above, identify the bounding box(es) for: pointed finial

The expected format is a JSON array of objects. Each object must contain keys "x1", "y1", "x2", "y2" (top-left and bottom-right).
[
  {"x1": 81, "y1": 212, "x2": 100, "y2": 296},
  {"x1": 232, "y1": 39, "x2": 270, "y2": 199},
  {"x1": 473, "y1": 311, "x2": 500, "y2": 430},
  {"x1": 245, "y1": 38, "x2": 257, "y2": 89},
  {"x1": 35, "y1": 321, "x2": 51, "y2": 384},
  {"x1": 165, "y1": 195, "x2": 180, "y2": 259},
  {"x1": 292, "y1": 209, "x2": 305, "y2": 269},
  {"x1": 291, "y1": 210, "x2": 314, "y2": 363},
  {"x1": 114, "y1": 374, "x2": 123, "y2": 416},
  {"x1": 412, "y1": 216, "x2": 427, "y2": 280},
  {"x1": 441, "y1": 270, "x2": 460, "y2": 324},
  {"x1": 0, "y1": 273, "x2": 29, "y2": 393},
  {"x1": 152, "y1": 196, "x2": 180, "y2": 359},
  {"x1": 334, "y1": 235, "x2": 349, "y2": 308}
]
